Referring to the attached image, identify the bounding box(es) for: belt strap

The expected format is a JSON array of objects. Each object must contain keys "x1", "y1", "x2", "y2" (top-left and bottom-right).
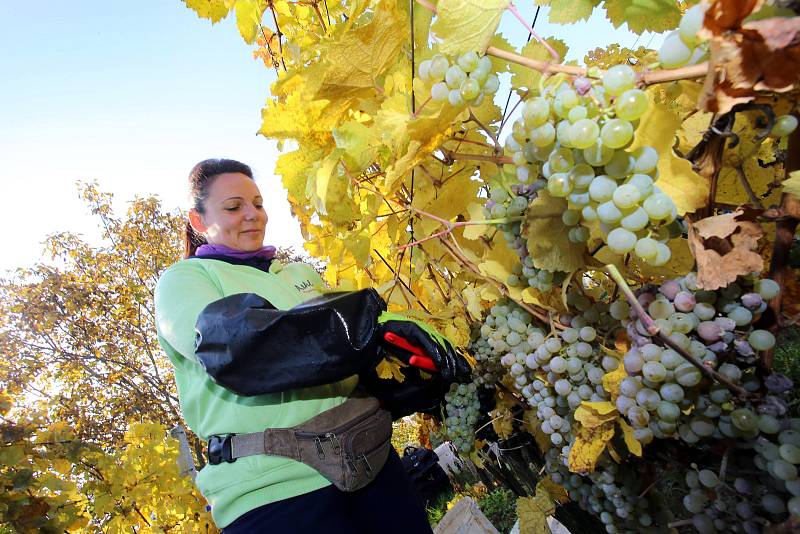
[{"x1": 231, "y1": 428, "x2": 301, "y2": 461}]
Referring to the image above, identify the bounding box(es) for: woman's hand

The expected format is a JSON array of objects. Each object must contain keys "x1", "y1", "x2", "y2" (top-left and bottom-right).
[{"x1": 377, "y1": 312, "x2": 472, "y2": 383}]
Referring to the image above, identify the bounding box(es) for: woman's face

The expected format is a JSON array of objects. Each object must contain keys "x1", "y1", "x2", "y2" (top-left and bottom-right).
[{"x1": 189, "y1": 172, "x2": 267, "y2": 251}]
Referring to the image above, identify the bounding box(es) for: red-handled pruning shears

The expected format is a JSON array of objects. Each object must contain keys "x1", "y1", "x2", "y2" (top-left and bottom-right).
[{"x1": 382, "y1": 332, "x2": 439, "y2": 372}]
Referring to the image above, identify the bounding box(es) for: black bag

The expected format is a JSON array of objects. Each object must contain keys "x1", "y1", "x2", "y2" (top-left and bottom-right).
[{"x1": 401, "y1": 446, "x2": 451, "y2": 508}]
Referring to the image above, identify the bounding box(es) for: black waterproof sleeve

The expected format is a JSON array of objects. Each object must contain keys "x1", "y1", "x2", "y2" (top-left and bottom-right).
[{"x1": 194, "y1": 289, "x2": 387, "y2": 396}]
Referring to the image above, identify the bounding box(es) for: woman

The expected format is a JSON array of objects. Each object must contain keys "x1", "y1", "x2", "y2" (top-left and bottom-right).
[{"x1": 154, "y1": 159, "x2": 468, "y2": 533}]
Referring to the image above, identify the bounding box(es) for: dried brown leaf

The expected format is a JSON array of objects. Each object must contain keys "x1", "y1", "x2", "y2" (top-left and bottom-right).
[
  {"x1": 703, "y1": 0, "x2": 763, "y2": 35},
  {"x1": 700, "y1": 15, "x2": 800, "y2": 113},
  {"x1": 687, "y1": 210, "x2": 765, "y2": 290}
]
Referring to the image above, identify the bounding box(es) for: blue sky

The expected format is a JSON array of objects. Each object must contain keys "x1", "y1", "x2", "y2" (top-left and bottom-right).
[{"x1": 0, "y1": 1, "x2": 661, "y2": 272}]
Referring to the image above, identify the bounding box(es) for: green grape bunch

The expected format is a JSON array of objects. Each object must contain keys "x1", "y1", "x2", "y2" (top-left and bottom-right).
[
  {"x1": 442, "y1": 381, "x2": 481, "y2": 454},
  {"x1": 417, "y1": 51, "x2": 500, "y2": 108},
  {"x1": 505, "y1": 62, "x2": 680, "y2": 266}
]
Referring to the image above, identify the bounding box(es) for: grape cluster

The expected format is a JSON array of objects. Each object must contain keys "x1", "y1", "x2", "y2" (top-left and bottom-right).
[
  {"x1": 442, "y1": 382, "x2": 481, "y2": 453},
  {"x1": 418, "y1": 51, "x2": 500, "y2": 108},
  {"x1": 547, "y1": 452, "x2": 655, "y2": 534},
  {"x1": 658, "y1": 3, "x2": 709, "y2": 69},
  {"x1": 505, "y1": 63, "x2": 679, "y2": 266},
  {"x1": 677, "y1": 427, "x2": 800, "y2": 534},
  {"x1": 483, "y1": 185, "x2": 564, "y2": 292},
  {"x1": 617, "y1": 274, "x2": 781, "y2": 446}
]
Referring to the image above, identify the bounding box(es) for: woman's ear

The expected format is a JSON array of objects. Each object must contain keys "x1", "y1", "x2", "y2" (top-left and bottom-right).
[{"x1": 188, "y1": 209, "x2": 208, "y2": 235}]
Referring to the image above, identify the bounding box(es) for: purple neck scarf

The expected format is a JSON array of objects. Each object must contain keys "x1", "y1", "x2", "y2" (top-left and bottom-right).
[{"x1": 195, "y1": 243, "x2": 277, "y2": 260}]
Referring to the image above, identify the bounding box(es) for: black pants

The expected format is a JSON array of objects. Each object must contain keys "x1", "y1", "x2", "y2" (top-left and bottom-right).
[{"x1": 223, "y1": 449, "x2": 434, "y2": 534}]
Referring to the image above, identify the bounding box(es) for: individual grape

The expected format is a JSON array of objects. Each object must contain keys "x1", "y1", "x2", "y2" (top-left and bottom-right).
[
  {"x1": 600, "y1": 119, "x2": 634, "y2": 149},
  {"x1": 674, "y1": 363, "x2": 701, "y2": 387},
  {"x1": 531, "y1": 123, "x2": 556, "y2": 147},
  {"x1": 693, "y1": 302, "x2": 716, "y2": 321},
  {"x1": 459, "y1": 78, "x2": 480, "y2": 101},
  {"x1": 673, "y1": 291, "x2": 696, "y2": 312},
  {"x1": 430, "y1": 82, "x2": 449, "y2": 101},
  {"x1": 780, "y1": 443, "x2": 800, "y2": 464},
  {"x1": 615, "y1": 89, "x2": 649, "y2": 121},
  {"x1": 602, "y1": 64, "x2": 636, "y2": 96},
  {"x1": 570, "y1": 118, "x2": 601, "y2": 149},
  {"x1": 749, "y1": 330, "x2": 776, "y2": 351},
  {"x1": 483, "y1": 74, "x2": 500, "y2": 94},
  {"x1": 731, "y1": 408, "x2": 759, "y2": 432},
  {"x1": 597, "y1": 201, "x2": 623, "y2": 224},
  {"x1": 610, "y1": 300, "x2": 630, "y2": 320},
  {"x1": 548, "y1": 174, "x2": 573, "y2": 197},
  {"x1": 657, "y1": 400, "x2": 680, "y2": 422},
  {"x1": 429, "y1": 55, "x2": 449, "y2": 81},
  {"x1": 740, "y1": 292, "x2": 763, "y2": 309},
  {"x1": 580, "y1": 326, "x2": 597, "y2": 342},
  {"x1": 568, "y1": 105, "x2": 588, "y2": 122},
  {"x1": 589, "y1": 175, "x2": 617, "y2": 203},
  {"x1": 771, "y1": 458, "x2": 798, "y2": 481},
  {"x1": 445, "y1": 65, "x2": 467, "y2": 89},
  {"x1": 607, "y1": 228, "x2": 637, "y2": 254},
  {"x1": 789, "y1": 496, "x2": 800, "y2": 516},
  {"x1": 697, "y1": 321, "x2": 723, "y2": 342},
  {"x1": 448, "y1": 89, "x2": 465, "y2": 106},
  {"x1": 770, "y1": 115, "x2": 799, "y2": 138},
  {"x1": 642, "y1": 361, "x2": 667, "y2": 383},
  {"x1": 755, "y1": 278, "x2": 780, "y2": 300},
  {"x1": 698, "y1": 469, "x2": 720, "y2": 488},
  {"x1": 457, "y1": 51, "x2": 479, "y2": 72},
  {"x1": 659, "y1": 31, "x2": 693, "y2": 69},
  {"x1": 605, "y1": 150, "x2": 634, "y2": 178},
  {"x1": 727, "y1": 306, "x2": 753, "y2": 327},
  {"x1": 660, "y1": 383, "x2": 684, "y2": 403},
  {"x1": 627, "y1": 406, "x2": 650, "y2": 427},
  {"x1": 634, "y1": 237, "x2": 659, "y2": 261},
  {"x1": 679, "y1": 3, "x2": 707, "y2": 47},
  {"x1": 583, "y1": 141, "x2": 614, "y2": 166},
  {"x1": 612, "y1": 184, "x2": 641, "y2": 209},
  {"x1": 643, "y1": 193, "x2": 675, "y2": 221},
  {"x1": 626, "y1": 173, "x2": 654, "y2": 197},
  {"x1": 761, "y1": 493, "x2": 786, "y2": 514}
]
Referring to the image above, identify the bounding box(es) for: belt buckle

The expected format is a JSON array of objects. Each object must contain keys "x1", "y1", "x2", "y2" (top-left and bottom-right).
[{"x1": 207, "y1": 434, "x2": 235, "y2": 465}]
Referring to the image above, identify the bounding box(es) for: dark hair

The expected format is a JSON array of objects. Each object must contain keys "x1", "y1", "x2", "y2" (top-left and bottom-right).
[{"x1": 184, "y1": 158, "x2": 254, "y2": 258}]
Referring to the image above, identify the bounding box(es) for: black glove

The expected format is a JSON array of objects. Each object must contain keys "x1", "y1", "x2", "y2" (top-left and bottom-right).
[{"x1": 378, "y1": 312, "x2": 472, "y2": 383}]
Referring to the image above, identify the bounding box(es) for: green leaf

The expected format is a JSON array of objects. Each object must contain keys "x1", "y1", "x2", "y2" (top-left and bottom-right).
[
  {"x1": 548, "y1": 0, "x2": 600, "y2": 24},
  {"x1": 431, "y1": 0, "x2": 510, "y2": 56},
  {"x1": 603, "y1": 0, "x2": 682, "y2": 34}
]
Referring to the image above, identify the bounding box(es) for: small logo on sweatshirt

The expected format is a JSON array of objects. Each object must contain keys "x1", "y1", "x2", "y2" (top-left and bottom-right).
[{"x1": 295, "y1": 280, "x2": 313, "y2": 292}]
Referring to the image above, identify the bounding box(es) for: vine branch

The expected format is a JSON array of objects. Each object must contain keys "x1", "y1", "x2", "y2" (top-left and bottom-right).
[{"x1": 604, "y1": 264, "x2": 751, "y2": 399}]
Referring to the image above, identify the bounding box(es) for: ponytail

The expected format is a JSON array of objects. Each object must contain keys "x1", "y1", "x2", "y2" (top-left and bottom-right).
[{"x1": 184, "y1": 221, "x2": 207, "y2": 259}]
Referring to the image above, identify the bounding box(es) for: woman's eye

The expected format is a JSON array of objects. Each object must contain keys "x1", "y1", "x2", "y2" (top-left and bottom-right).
[
  {"x1": 225, "y1": 206, "x2": 240, "y2": 211},
  {"x1": 255, "y1": 204, "x2": 264, "y2": 209}
]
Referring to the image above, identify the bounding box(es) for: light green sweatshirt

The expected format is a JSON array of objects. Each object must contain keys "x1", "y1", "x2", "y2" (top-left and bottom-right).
[{"x1": 154, "y1": 257, "x2": 357, "y2": 528}]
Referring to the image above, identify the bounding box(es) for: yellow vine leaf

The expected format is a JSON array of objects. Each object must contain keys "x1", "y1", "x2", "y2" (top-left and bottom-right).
[
  {"x1": 463, "y1": 203, "x2": 490, "y2": 240},
  {"x1": 603, "y1": 0, "x2": 681, "y2": 34},
  {"x1": 462, "y1": 285, "x2": 485, "y2": 320},
  {"x1": 569, "y1": 420, "x2": 615, "y2": 473},
  {"x1": 315, "y1": 0, "x2": 407, "y2": 100},
  {"x1": 490, "y1": 408, "x2": 515, "y2": 439},
  {"x1": 509, "y1": 37, "x2": 569, "y2": 92},
  {"x1": 431, "y1": 0, "x2": 510, "y2": 56},
  {"x1": 235, "y1": 0, "x2": 266, "y2": 43},
  {"x1": 569, "y1": 402, "x2": 618, "y2": 472},
  {"x1": 517, "y1": 483, "x2": 556, "y2": 534},
  {"x1": 375, "y1": 358, "x2": 407, "y2": 382},
  {"x1": 547, "y1": 0, "x2": 599, "y2": 24},
  {"x1": 783, "y1": 170, "x2": 800, "y2": 198},
  {"x1": 602, "y1": 364, "x2": 627, "y2": 402},
  {"x1": 525, "y1": 191, "x2": 586, "y2": 272},
  {"x1": 619, "y1": 420, "x2": 643, "y2": 457},
  {"x1": 629, "y1": 97, "x2": 709, "y2": 215},
  {"x1": 538, "y1": 476, "x2": 570, "y2": 505},
  {"x1": 181, "y1": 0, "x2": 231, "y2": 23}
]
